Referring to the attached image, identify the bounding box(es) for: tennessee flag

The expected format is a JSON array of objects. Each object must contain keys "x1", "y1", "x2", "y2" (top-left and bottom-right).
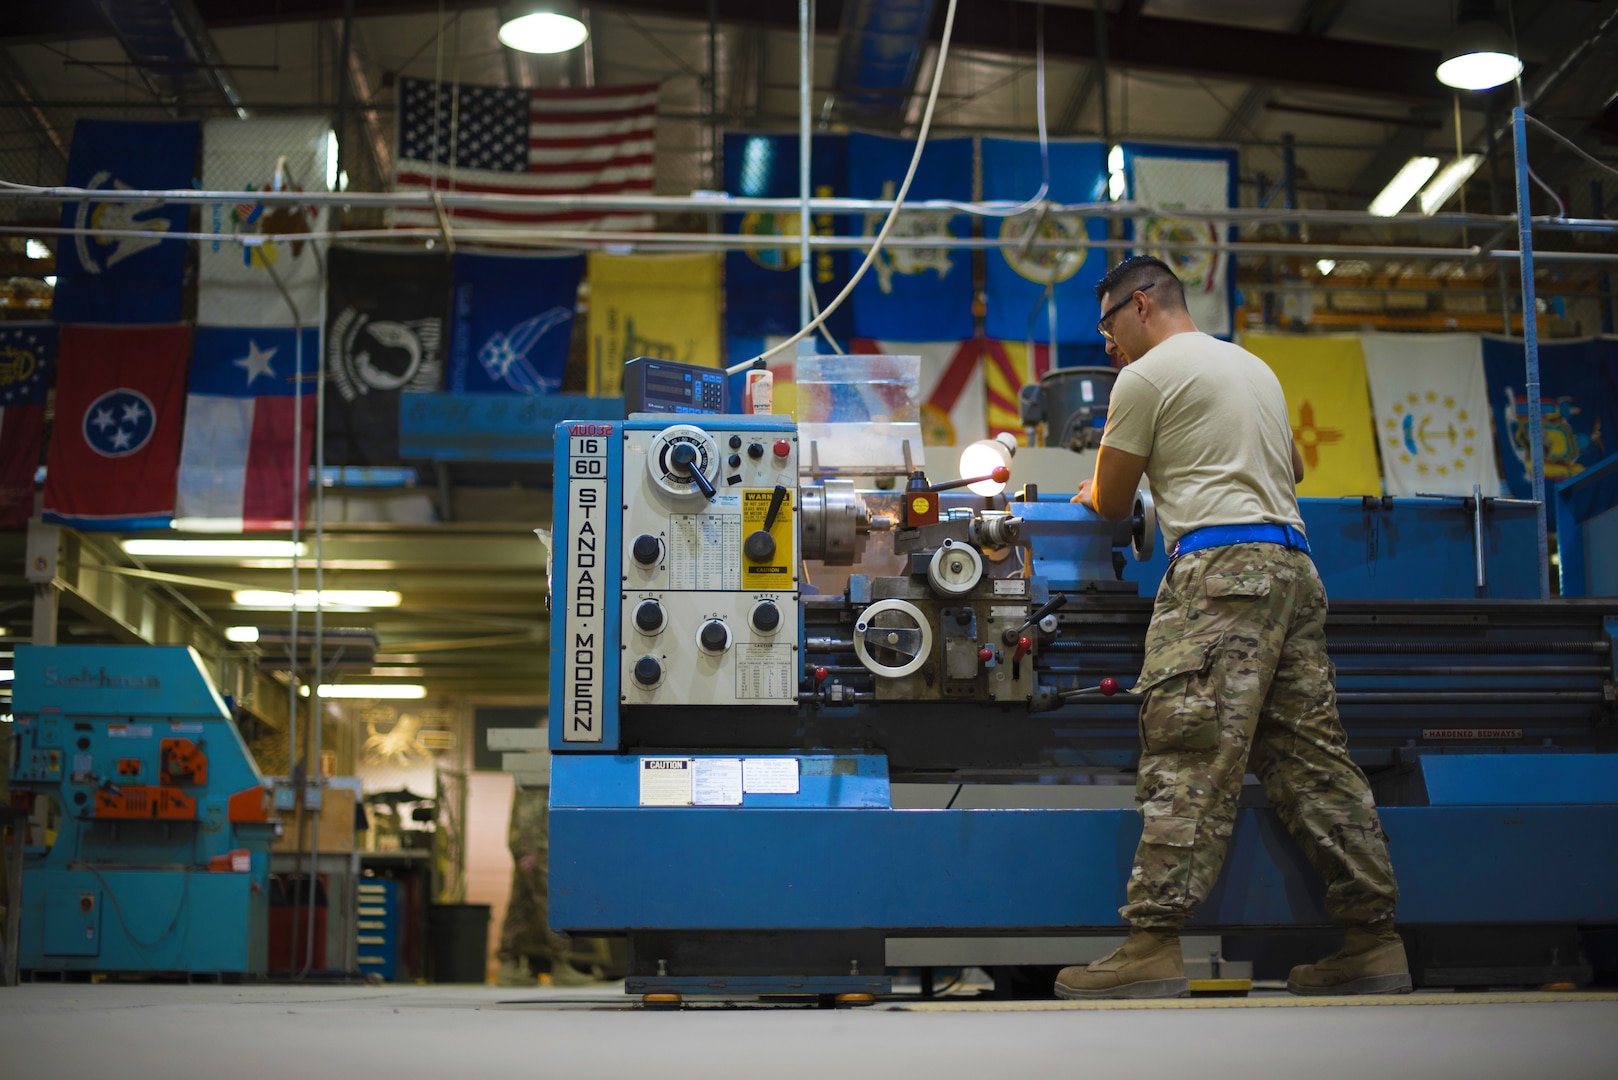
[
  {"x1": 1242, "y1": 334, "x2": 1382, "y2": 497},
  {"x1": 43, "y1": 325, "x2": 192, "y2": 530},
  {"x1": 981, "y1": 339, "x2": 1051, "y2": 441}
]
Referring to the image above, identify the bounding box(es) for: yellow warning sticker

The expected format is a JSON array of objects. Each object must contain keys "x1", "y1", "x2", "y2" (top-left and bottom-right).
[{"x1": 742, "y1": 488, "x2": 794, "y2": 588}]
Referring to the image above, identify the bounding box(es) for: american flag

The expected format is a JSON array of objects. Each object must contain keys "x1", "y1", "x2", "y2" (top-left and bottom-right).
[{"x1": 393, "y1": 76, "x2": 658, "y2": 232}]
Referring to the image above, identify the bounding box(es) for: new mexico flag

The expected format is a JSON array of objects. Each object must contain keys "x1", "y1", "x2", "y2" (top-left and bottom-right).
[
  {"x1": 1242, "y1": 334, "x2": 1383, "y2": 497},
  {"x1": 587, "y1": 253, "x2": 722, "y2": 397}
]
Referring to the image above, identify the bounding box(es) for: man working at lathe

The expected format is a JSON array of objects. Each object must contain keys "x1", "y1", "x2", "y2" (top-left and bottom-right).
[{"x1": 1054, "y1": 255, "x2": 1409, "y2": 1000}]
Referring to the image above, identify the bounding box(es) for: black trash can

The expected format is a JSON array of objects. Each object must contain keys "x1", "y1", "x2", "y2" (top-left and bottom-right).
[{"x1": 429, "y1": 903, "x2": 491, "y2": 983}]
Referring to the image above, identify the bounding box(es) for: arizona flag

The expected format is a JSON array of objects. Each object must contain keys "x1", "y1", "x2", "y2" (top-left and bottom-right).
[
  {"x1": 175, "y1": 327, "x2": 319, "y2": 530},
  {"x1": 981, "y1": 339, "x2": 1052, "y2": 440},
  {"x1": 44, "y1": 325, "x2": 192, "y2": 530},
  {"x1": 1, "y1": 323, "x2": 56, "y2": 528}
]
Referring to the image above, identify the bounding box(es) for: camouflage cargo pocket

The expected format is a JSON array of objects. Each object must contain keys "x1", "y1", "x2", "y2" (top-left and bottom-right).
[
  {"x1": 1201, "y1": 572, "x2": 1272, "y2": 600},
  {"x1": 1136, "y1": 633, "x2": 1225, "y2": 754}
]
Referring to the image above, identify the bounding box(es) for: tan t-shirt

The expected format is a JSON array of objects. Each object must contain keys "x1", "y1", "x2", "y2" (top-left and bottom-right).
[{"x1": 1100, "y1": 331, "x2": 1303, "y2": 548}]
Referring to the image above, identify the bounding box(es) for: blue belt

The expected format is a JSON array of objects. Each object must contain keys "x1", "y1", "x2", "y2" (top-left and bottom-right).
[{"x1": 1170, "y1": 523, "x2": 1311, "y2": 561}]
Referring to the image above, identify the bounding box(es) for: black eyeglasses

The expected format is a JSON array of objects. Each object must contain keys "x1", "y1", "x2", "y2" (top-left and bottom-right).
[{"x1": 1097, "y1": 281, "x2": 1156, "y2": 341}]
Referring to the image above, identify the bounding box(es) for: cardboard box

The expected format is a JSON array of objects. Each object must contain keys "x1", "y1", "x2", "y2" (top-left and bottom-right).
[{"x1": 272, "y1": 788, "x2": 356, "y2": 854}]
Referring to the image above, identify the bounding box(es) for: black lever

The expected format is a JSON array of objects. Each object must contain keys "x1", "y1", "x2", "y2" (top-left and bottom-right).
[
  {"x1": 1003, "y1": 594, "x2": 1068, "y2": 645},
  {"x1": 745, "y1": 484, "x2": 791, "y2": 561},
  {"x1": 763, "y1": 483, "x2": 789, "y2": 530},
  {"x1": 669, "y1": 441, "x2": 716, "y2": 501}
]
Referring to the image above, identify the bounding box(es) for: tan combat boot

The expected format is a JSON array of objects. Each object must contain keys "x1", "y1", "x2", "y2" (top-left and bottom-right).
[
  {"x1": 1287, "y1": 924, "x2": 1413, "y2": 996},
  {"x1": 1054, "y1": 930, "x2": 1188, "y2": 1000},
  {"x1": 496, "y1": 956, "x2": 537, "y2": 988}
]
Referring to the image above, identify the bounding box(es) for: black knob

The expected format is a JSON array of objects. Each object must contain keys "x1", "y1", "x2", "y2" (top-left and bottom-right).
[
  {"x1": 729, "y1": 435, "x2": 743, "y2": 450},
  {"x1": 752, "y1": 601, "x2": 780, "y2": 633},
  {"x1": 744, "y1": 529, "x2": 776, "y2": 561},
  {"x1": 729, "y1": 453, "x2": 741, "y2": 468},
  {"x1": 632, "y1": 534, "x2": 660, "y2": 565},
  {"x1": 634, "y1": 600, "x2": 664, "y2": 633},
  {"x1": 699, "y1": 620, "x2": 729, "y2": 652},
  {"x1": 747, "y1": 442, "x2": 764, "y2": 459},
  {"x1": 670, "y1": 441, "x2": 698, "y2": 471},
  {"x1": 633, "y1": 656, "x2": 662, "y2": 686}
]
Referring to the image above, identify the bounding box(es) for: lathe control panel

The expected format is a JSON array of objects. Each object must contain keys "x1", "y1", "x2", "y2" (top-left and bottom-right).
[{"x1": 621, "y1": 417, "x2": 800, "y2": 709}]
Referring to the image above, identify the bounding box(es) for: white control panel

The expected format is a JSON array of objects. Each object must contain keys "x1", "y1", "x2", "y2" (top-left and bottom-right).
[{"x1": 621, "y1": 420, "x2": 799, "y2": 707}]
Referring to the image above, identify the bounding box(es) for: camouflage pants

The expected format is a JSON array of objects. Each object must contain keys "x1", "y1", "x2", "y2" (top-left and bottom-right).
[
  {"x1": 497, "y1": 787, "x2": 571, "y2": 966},
  {"x1": 1121, "y1": 542, "x2": 1400, "y2": 930}
]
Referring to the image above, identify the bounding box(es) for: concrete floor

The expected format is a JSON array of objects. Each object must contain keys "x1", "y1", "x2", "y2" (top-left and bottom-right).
[{"x1": 1, "y1": 983, "x2": 1614, "y2": 1080}]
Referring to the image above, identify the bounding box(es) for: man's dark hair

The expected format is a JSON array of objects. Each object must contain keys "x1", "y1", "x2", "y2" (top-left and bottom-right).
[{"x1": 1093, "y1": 255, "x2": 1186, "y2": 310}]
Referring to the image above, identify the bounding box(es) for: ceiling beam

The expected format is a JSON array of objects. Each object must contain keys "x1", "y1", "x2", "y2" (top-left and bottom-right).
[{"x1": 1, "y1": 1, "x2": 1453, "y2": 104}]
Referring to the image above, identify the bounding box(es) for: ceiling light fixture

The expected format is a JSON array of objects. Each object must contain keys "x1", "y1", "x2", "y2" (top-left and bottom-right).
[
  {"x1": 1418, "y1": 154, "x2": 1485, "y2": 215},
  {"x1": 498, "y1": 4, "x2": 589, "y2": 54},
  {"x1": 1316, "y1": 259, "x2": 1337, "y2": 276},
  {"x1": 1436, "y1": 6, "x2": 1523, "y2": 91},
  {"x1": 225, "y1": 626, "x2": 261, "y2": 643},
  {"x1": 312, "y1": 684, "x2": 427, "y2": 700},
  {"x1": 123, "y1": 539, "x2": 307, "y2": 558},
  {"x1": 232, "y1": 590, "x2": 402, "y2": 610},
  {"x1": 1368, "y1": 156, "x2": 1441, "y2": 217}
]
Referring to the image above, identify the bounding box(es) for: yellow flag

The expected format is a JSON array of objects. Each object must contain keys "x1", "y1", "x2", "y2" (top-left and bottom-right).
[
  {"x1": 586, "y1": 253, "x2": 722, "y2": 397},
  {"x1": 1241, "y1": 334, "x2": 1382, "y2": 497}
]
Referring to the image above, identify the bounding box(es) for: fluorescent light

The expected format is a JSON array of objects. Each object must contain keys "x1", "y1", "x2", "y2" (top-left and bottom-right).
[
  {"x1": 44, "y1": 276, "x2": 57, "y2": 287},
  {"x1": 1419, "y1": 154, "x2": 1484, "y2": 215},
  {"x1": 123, "y1": 539, "x2": 307, "y2": 558},
  {"x1": 1369, "y1": 157, "x2": 1440, "y2": 217},
  {"x1": 314, "y1": 684, "x2": 427, "y2": 700},
  {"x1": 1316, "y1": 259, "x2": 1337, "y2": 276},
  {"x1": 232, "y1": 590, "x2": 402, "y2": 609},
  {"x1": 0, "y1": 670, "x2": 13, "y2": 682},
  {"x1": 225, "y1": 626, "x2": 260, "y2": 643},
  {"x1": 325, "y1": 130, "x2": 339, "y2": 192},
  {"x1": 26, "y1": 239, "x2": 51, "y2": 259},
  {"x1": 1107, "y1": 145, "x2": 1125, "y2": 174},
  {"x1": 498, "y1": 11, "x2": 589, "y2": 54}
]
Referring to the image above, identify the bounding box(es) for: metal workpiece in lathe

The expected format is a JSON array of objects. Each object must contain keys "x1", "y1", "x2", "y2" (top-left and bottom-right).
[{"x1": 544, "y1": 374, "x2": 1618, "y2": 1002}]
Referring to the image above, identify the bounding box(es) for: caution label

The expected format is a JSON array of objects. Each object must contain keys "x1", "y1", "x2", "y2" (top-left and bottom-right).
[{"x1": 742, "y1": 488, "x2": 794, "y2": 588}]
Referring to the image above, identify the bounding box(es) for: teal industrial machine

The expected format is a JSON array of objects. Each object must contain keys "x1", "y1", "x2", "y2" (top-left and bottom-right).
[{"x1": 7, "y1": 645, "x2": 275, "y2": 977}]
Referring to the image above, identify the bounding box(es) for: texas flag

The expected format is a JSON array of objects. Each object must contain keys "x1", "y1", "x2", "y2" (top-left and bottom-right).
[
  {"x1": 0, "y1": 323, "x2": 56, "y2": 528},
  {"x1": 175, "y1": 326, "x2": 318, "y2": 530},
  {"x1": 43, "y1": 325, "x2": 192, "y2": 530}
]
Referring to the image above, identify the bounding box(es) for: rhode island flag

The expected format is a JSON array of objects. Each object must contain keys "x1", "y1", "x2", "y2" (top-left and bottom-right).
[{"x1": 175, "y1": 326, "x2": 319, "y2": 530}]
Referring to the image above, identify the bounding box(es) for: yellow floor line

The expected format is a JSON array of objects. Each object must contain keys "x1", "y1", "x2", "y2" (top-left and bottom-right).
[{"x1": 886, "y1": 992, "x2": 1618, "y2": 1012}]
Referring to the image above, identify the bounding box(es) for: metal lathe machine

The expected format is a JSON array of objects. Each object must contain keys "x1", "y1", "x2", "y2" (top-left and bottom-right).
[{"x1": 545, "y1": 357, "x2": 1618, "y2": 1002}]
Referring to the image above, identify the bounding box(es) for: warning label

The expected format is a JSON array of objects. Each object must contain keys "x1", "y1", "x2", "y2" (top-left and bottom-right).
[{"x1": 742, "y1": 488, "x2": 794, "y2": 589}]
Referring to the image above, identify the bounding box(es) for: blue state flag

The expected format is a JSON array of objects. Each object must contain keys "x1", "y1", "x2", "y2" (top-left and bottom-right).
[
  {"x1": 723, "y1": 132, "x2": 853, "y2": 342},
  {"x1": 848, "y1": 133, "x2": 974, "y2": 341},
  {"x1": 1482, "y1": 335, "x2": 1617, "y2": 504},
  {"x1": 449, "y1": 252, "x2": 584, "y2": 395},
  {"x1": 981, "y1": 138, "x2": 1109, "y2": 345},
  {"x1": 54, "y1": 120, "x2": 200, "y2": 324}
]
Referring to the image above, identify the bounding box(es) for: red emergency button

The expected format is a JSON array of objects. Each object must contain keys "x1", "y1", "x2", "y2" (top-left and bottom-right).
[
  {"x1": 772, "y1": 439, "x2": 791, "y2": 458},
  {"x1": 978, "y1": 647, "x2": 994, "y2": 662}
]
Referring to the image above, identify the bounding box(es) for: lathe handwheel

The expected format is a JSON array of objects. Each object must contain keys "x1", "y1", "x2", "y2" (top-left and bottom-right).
[
  {"x1": 852, "y1": 598, "x2": 934, "y2": 679},
  {"x1": 927, "y1": 540, "x2": 984, "y2": 597},
  {"x1": 1132, "y1": 488, "x2": 1157, "y2": 563}
]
